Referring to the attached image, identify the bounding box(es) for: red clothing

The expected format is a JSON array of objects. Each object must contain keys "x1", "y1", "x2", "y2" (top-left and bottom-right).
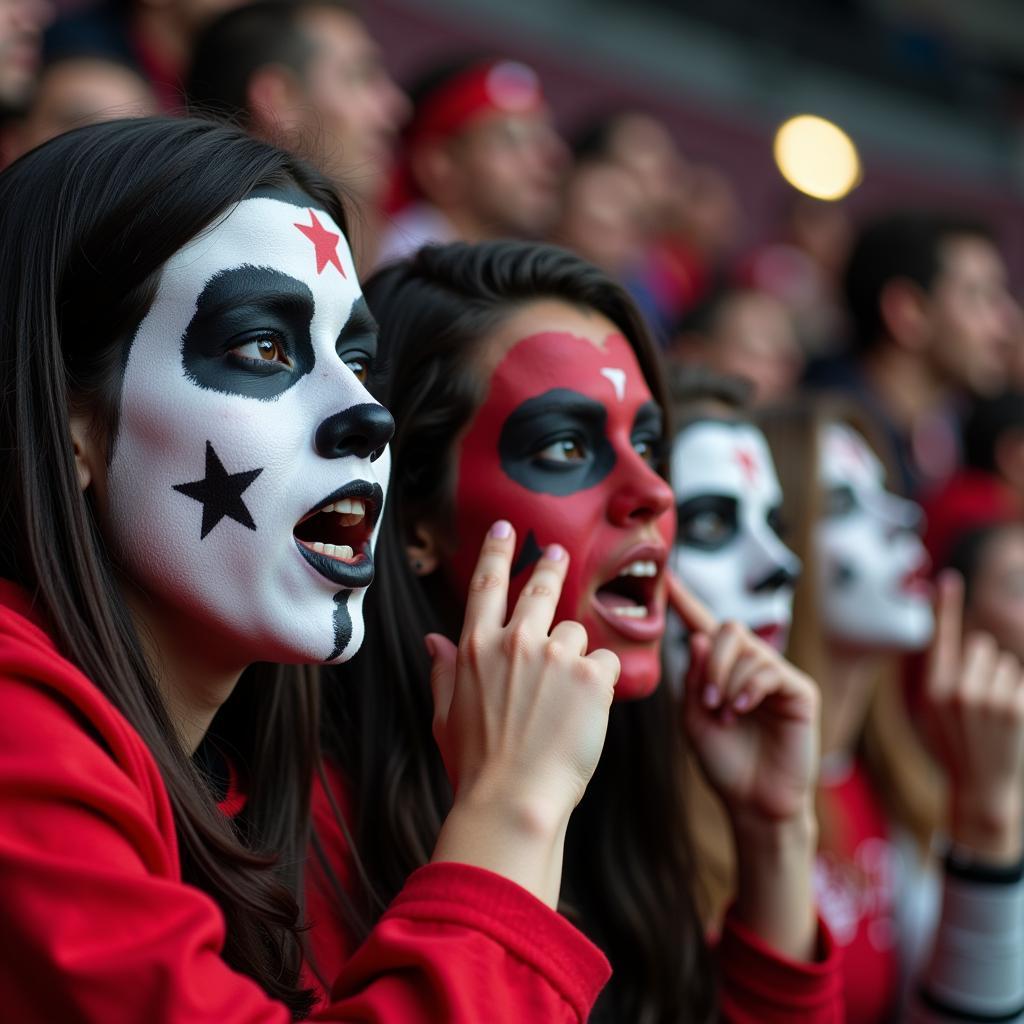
[
  {"x1": 815, "y1": 758, "x2": 900, "y2": 1023},
  {"x1": 920, "y1": 468, "x2": 1021, "y2": 569},
  {"x1": 0, "y1": 580, "x2": 609, "y2": 1023},
  {"x1": 308, "y1": 766, "x2": 845, "y2": 1022}
]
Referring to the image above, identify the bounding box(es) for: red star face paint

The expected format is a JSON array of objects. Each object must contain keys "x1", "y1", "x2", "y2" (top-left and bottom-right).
[
  {"x1": 103, "y1": 192, "x2": 392, "y2": 668},
  {"x1": 447, "y1": 303, "x2": 674, "y2": 699},
  {"x1": 668, "y1": 420, "x2": 800, "y2": 651}
]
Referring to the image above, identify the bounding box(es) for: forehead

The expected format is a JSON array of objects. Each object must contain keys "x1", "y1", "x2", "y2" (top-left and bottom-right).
[
  {"x1": 480, "y1": 300, "x2": 651, "y2": 411},
  {"x1": 159, "y1": 194, "x2": 360, "y2": 323},
  {"x1": 671, "y1": 420, "x2": 780, "y2": 499},
  {"x1": 819, "y1": 423, "x2": 885, "y2": 488}
]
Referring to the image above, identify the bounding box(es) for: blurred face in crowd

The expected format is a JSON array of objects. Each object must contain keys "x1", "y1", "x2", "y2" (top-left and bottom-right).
[
  {"x1": 669, "y1": 418, "x2": 800, "y2": 651},
  {"x1": 606, "y1": 112, "x2": 682, "y2": 229},
  {"x1": 295, "y1": 6, "x2": 409, "y2": 202},
  {"x1": 964, "y1": 525, "x2": 1024, "y2": 664},
  {"x1": 556, "y1": 160, "x2": 646, "y2": 276},
  {"x1": 14, "y1": 59, "x2": 157, "y2": 157},
  {"x1": 677, "y1": 291, "x2": 804, "y2": 407},
  {"x1": 441, "y1": 107, "x2": 567, "y2": 239},
  {"x1": 0, "y1": 0, "x2": 51, "y2": 111},
  {"x1": 926, "y1": 234, "x2": 1014, "y2": 396},
  {"x1": 816, "y1": 423, "x2": 933, "y2": 651}
]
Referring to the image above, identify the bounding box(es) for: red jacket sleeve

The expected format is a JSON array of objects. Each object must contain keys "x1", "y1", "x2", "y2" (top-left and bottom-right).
[
  {"x1": 716, "y1": 911, "x2": 844, "y2": 1022},
  {"x1": 0, "y1": 592, "x2": 610, "y2": 1023}
]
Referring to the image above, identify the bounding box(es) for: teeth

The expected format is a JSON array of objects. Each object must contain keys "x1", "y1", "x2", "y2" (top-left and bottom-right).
[
  {"x1": 610, "y1": 605, "x2": 649, "y2": 619},
  {"x1": 618, "y1": 560, "x2": 658, "y2": 578},
  {"x1": 317, "y1": 498, "x2": 366, "y2": 526},
  {"x1": 309, "y1": 541, "x2": 355, "y2": 561}
]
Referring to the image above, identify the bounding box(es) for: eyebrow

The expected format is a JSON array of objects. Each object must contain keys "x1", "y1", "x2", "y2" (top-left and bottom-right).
[{"x1": 336, "y1": 296, "x2": 379, "y2": 346}]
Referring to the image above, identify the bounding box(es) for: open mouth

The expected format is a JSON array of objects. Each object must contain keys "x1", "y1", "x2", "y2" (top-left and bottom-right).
[
  {"x1": 293, "y1": 480, "x2": 383, "y2": 588},
  {"x1": 591, "y1": 545, "x2": 666, "y2": 642},
  {"x1": 900, "y1": 558, "x2": 932, "y2": 598}
]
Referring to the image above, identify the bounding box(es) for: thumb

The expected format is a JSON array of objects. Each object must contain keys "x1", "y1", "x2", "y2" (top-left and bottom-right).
[{"x1": 426, "y1": 632, "x2": 458, "y2": 737}]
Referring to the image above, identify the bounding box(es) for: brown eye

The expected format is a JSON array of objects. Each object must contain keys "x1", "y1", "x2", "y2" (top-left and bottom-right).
[
  {"x1": 231, "y1": 335, "x2": 292, "y2": 367},
  {"x1": 537, "y1": 438, "x2": 586, "y2": 463},
  {"x1": 344, "y1": 355, "x2": 369, "y2": 384}
]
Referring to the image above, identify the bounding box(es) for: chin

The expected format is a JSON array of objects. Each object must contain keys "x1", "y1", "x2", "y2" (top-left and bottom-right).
[{"x1": 611, "y1": 649, "x2": 662, "y2": 701}]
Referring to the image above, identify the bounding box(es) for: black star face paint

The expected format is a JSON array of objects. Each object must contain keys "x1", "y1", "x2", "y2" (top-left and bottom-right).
[
  {"x1": 447, "y1": 306, "x2": 675, "y2": 701},
  {"x1": 104, "y1": 194, "x2": 392, "y2": 667}
]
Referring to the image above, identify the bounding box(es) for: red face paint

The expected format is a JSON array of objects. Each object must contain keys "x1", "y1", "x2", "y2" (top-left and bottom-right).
[{"x1": 449, "y1": 326, "x2": 675, "y2": 699}]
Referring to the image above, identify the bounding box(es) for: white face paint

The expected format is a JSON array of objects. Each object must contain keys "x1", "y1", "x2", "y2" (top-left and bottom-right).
[
  {"x1": 104, "y1": 193, "x2": 392, "y2": 667},
  {"x1": 816, "y1": 423, "x2": 933, "y2": 651},
  {"x1": 668, "y1": 419, "x2": 800, "y2": 649}
]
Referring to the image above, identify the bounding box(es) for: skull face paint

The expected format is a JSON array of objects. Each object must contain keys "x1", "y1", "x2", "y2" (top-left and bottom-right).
[
  {"x1": 103, "y1": 193, "x2": 393, "y2": 667},
  {"x1": 448, "y1": 302, "x2": 675, "y2": 700},
  {"x1": 668, "y1": 419, "x2": 800, "y2": 651},
  {"x1": 816, "y1": 424, "x2": 933, "y2": 650}
]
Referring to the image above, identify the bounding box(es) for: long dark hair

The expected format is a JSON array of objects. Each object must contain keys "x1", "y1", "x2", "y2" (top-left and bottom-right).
[
  {"x1": 322, "y1": 240, "x2": 715, "y2": 1023},
  {"x1": 0, "y1": 117, "x2": 351, "y2": 1018}
]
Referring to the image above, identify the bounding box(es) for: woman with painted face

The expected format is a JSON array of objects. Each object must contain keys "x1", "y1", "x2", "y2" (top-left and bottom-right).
[
  {"x1": 0, "y1": 118, "x2": 623, "y2": 1022},
  {"x1": 307, "y1": 240, "x2": 843, "y2": 1022},
  {"x1": 757, "y1": 397, "x2": 1024, "y2": 1023}
]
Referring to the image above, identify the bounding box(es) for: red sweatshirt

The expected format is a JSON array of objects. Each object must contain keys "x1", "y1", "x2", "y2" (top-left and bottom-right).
[
  {"x1": 0, "y1": 581, "x2": 609, "y2": 1023},
  {"x1": 308, "y1": 766, "x2": 845, "y2": 1022}
]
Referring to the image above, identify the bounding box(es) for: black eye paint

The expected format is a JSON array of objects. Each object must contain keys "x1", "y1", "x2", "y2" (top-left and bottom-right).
[
  {"x1": 631, "y1": 401, "x2": 665, "y2": 462},
  {"x1": 182, "y1": 265, "x2": 316, "y2": 400},
  {"x1": 824, "y1": 485, "x2": 858, "y2": 519},
  {"x1": 676, "y1": 494, "x2": 739, "y2": 551},
  {"x1": 498, "y1": 388, "x2": 616, "y2": 496},
  {"x1": 336, "y1": 296, "x2": 379, "y2": 366}
]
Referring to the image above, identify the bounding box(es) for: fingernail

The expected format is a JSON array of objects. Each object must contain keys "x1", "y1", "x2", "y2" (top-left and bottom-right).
[
  {"x1": 545, "y1": 543, "x2": 566, "y2": 561},
  {"x1": 423, "y1": 634, "x2": 437, "y2": 659},
  {"x1": 733, "y1": 691, "x2": 751, "y2": 712},
  {"x1": 489, "y1": 520, "x2": 512, "y2": 539},
  {"x1": 703, "y1": 684, "x2": 720, "y2": 708}
]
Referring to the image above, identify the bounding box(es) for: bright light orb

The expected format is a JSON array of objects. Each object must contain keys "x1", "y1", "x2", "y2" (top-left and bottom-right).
[{"x1": 773, "y1": 114, "x2": 862, "y2": 201}]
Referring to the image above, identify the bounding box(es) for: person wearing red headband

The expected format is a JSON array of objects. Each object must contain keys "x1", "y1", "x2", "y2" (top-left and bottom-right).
[{"x1": 377, "y1": 56, "x2": 567, "y2": 266}]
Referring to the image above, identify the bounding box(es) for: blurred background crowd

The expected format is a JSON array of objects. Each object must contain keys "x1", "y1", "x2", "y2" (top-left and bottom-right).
[{"x1": 2, "y1": 0, "x2": 1024, "y2": 611}]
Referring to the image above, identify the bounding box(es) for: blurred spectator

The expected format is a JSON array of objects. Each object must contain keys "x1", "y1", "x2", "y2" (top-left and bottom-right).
[
  {"x1": 738, "y1": 192, "x2": 852, "y2": 358},
  {"x1": 187, "y1": 0, "x2": 408, "y2": 269},
  {"x1": 6, "y1": 54, "x2": 156, "y2": 160},
  {"x1": 806, "y1": 210, "x2": 1015, "y2": 495},
  {"x1": 376, "y1": 56, "x2": 567, "y2": 266},
  {"x1": 551, "y1": 156, "x2": 646, "y2": 278},
  {"x1": 0, "y1": 0, "x2": 51, "y2": 115},
  {"x1": 666, "y1": 286, "x2": 804, "y2": 407},
  {"x1": 45, "y1": 0, "x2": 245, "y2": 111},
  {"x1": 946, "y1": 522, "x2": 1024, "y2": 665},
  {"x1": 921, "y1": 391, "x2": 1024, "y2": 567}
]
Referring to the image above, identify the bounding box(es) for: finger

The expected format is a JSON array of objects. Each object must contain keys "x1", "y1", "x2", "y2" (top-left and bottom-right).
[
  {"x1": 550, "y1": 619, "x2": 590, "y2": 657},
  {"x1": 666, "y1": 571, "x2": 718, "y2": 635},
  {"x1": 722, "y1": 653, "x2": 766, "y2": 710},
  {"x1": 584, "y1": 647, "x2": 621, "y2": 693},
  {"x1": 706, "y1": 623, "x2": 746, "y2": 708},
  {"x1": 462, "y1": 520, "x2": 516, "y2": 635},
  {"x1": 684, "y1": 631, "x2": 711, "y2": 704},
  {"x1": 731, "y1": 665, "x2": 783, "y2": 715},
  {"x1": 506, "y1": 543, "x2": 570, "y2": 636},
  {"x1": 427, "y1": 633, "x2": 458, "y2": 738},
  {"x1": 928, "y1": 570, "x2": 964, "y2": 699},
  {"x1": 990, "y1": 652, "x2": 1020, "y2": 709}
]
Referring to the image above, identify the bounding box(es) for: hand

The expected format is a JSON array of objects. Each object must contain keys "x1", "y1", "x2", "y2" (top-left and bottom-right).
[
  {"x1": 925, "y1": 571, "x2": 1024, "y2": 865},
  {"x1": 668, "y1": 573, "x2": 819, "y2": 829},
  {"x1": 428, "y1": 521, "x2": 619, "y2": 906},
  {"x1": 668, "y1": 572, "x2": 820, "y2": 961}
]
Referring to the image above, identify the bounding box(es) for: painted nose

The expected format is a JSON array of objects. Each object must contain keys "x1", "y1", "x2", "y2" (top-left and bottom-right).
[
  {"x1": 752, "y1": 563, "x2": 801, "y2": 594},
  {"x1": 315, "y1": 402, "x2": 394, "y2": 461},
  {"x1": 608, "y1": 465, "x2": 675, "y2": 526}
]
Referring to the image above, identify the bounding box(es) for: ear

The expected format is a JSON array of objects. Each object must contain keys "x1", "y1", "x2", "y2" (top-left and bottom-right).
[
  {"x1": 246, "y1": 64, "x2": 309, "y2": 137},
  {"x1": 68, "y1": 412, "x2": 99, "y2": 492},
  {"x1": 406, "y1": 518, "x2": 443, "y2": 576},
  {"x1": 410, "y1": 141, "x2": 462, "y2": 206},
  {"x1": 879, "y1": 278, "x2": 930, "y2": 352}
]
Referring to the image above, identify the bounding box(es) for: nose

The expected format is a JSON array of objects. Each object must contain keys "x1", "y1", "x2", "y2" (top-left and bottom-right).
[
  {"x1": 315, "y1": 402, "x2": 394, "y2": 461},
  {"x1": 752, "y1": 564, "x2": 800, "y2": 594},
  {"x1": 608, "y1": 464, "x2": 674, "y2": 527}
]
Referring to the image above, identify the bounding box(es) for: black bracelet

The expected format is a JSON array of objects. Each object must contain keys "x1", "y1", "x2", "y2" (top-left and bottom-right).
[{"x1": 944, "y1": 845, "x2": 1024, "y2": 885}]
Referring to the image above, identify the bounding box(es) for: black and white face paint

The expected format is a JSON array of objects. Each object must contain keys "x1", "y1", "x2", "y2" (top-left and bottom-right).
[
  {"x1": 816, "y1": 424, "x2": 933, "y2": 651},
  {"x1": 105, "y1": 193, "x2": 392, "y2": 666},
  {"x1": 668, "y1": 419, "x2": 800, "y2": 649}
]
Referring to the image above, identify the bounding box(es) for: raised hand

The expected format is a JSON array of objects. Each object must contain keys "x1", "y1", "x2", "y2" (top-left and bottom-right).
[
  {"x1": 668, "y1": 571, "x2": 820, "y2": 960},
  {"x1": 428, "y1": 521, "x2": 619, "y2": 906},
  {"x1": 668, "y1": 573, "x2": 819, "y2": 828},
  {"x1": 925, "y1": 571, "x2": 1024, "y2": 865}
]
